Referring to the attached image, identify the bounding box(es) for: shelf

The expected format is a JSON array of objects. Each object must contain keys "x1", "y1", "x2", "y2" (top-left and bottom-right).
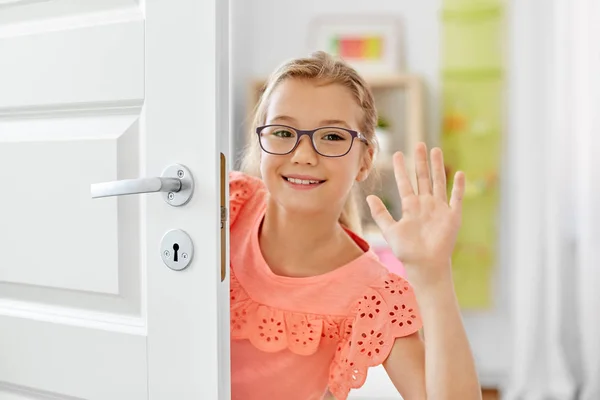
[
  {"x1": 362, "y1": 73, "x2": 423, "y2": 89},
  {"x1": 248, "y1": 72, "x2": 424, "y2": 106}
]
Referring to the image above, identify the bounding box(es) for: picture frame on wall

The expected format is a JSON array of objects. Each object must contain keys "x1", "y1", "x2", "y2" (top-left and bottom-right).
[{"x1": 307, "y1": 15, "x2": 404, "y2": 76}]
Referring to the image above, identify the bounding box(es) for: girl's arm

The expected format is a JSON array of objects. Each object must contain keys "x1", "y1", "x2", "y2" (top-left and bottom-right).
[
  {"x1": 382, "y1": 272, "x2": 481, "y2": 400},
  {"x1": 366, "y1": 144, "x2": 481, "y2": 400},
  {"x1": 382, "y1": 332, "x2": 427, "y2": 399}
]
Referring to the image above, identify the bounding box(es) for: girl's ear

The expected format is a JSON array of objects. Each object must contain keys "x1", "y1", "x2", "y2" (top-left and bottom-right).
[{"x1": 356, "y1": 146, "x2": 375, "y2": 182}]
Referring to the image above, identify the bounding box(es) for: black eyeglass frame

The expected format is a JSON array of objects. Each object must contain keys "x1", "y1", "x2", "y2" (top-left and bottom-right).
[{"x1": 255, "y1": 124, "x2": 369, "y2": 158}]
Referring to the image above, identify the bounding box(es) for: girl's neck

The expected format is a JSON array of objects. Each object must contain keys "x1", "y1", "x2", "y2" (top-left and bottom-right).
[{"x1": 259, "y1": 198, "x2": 363, "y2": 277}]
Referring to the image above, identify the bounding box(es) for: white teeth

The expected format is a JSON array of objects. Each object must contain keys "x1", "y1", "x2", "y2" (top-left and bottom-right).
[{"x1": 286, "y1": 177, "x2": 321, "y2": 185}]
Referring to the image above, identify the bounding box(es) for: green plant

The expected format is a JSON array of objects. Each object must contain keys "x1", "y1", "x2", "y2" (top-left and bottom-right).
[{"x1": 377, "y1": 116, "x2": 391, "y2": 129}]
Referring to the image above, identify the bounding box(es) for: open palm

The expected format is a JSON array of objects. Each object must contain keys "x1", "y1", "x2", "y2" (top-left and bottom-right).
[{"x1": 367, "y1": 143, "x2": 465, "y2": 287}]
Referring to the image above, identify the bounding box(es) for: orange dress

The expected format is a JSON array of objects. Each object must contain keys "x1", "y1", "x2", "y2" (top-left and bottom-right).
[{"x1": 229, "y1": 171, "x2": 423, "y2": 400}]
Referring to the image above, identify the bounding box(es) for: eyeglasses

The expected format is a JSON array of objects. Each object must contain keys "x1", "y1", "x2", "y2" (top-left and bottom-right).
[{"x1": 256, "y1": 124, "x2": 368, "y2": 158}]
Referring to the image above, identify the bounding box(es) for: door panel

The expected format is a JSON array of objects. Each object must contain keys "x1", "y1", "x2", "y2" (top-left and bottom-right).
[
  {"x1": 0, "y1": 16, "x2": 143, "y2": 109},
  {"x1": 0, "y1": 0, "x2": 229, "y2": 398},
  {"x1": 0, "y1": 115, "x2": 141, "y2": 296},
  {"x1": 0, "y1": 113, "x2": 143, "y2": 321},
  {"x1": 1, "y1": 316, "x2": 147, "y2": 398}
]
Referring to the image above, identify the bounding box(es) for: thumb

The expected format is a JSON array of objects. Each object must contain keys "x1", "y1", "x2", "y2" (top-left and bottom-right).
[{"x1": 366, "y1": 195, "x2": 395, "y2": 233}]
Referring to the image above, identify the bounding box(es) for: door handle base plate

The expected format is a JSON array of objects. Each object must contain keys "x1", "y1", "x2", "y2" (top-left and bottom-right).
[{"x1": 162, "y1": 164, "x2": 194, "y2": 206}]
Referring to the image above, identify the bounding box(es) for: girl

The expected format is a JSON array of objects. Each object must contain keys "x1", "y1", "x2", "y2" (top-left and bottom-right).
[{"x1": 229, "y1": 51, "x2": 481, "y2": 400}]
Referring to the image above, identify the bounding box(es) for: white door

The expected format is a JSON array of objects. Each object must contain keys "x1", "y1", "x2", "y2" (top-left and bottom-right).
[{"x1": 0, "y1": 0, "x2": 230, "y2": 399}]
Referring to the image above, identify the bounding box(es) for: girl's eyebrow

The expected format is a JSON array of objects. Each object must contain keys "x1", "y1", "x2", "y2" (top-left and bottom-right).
[
  {"x1": 270, "y1": 115, "x2": 352, "y2": 129},
  {"x1": 319, "y1": 119, "x2": 351, "y2": 129},
  {"x1": 270, "y1": 115, "x2": 296, "y2": 124}
]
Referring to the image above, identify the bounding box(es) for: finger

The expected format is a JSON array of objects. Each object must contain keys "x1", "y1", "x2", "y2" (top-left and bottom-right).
[
  {"x1": 449, "y1": 171, "x2": 465, "y2": 213},
  {"x1": 366, "y1": 195, "x2": 395, "y2": 233},
  {"x1": 414, "y1": 142, "x2": 432, "y2": 195},
  {"x1": 392, "y1": 151, "x2": 416, "y2": 199},
  {"x1": 430, "y1": 147, "x2": 448, "y2": 202}
]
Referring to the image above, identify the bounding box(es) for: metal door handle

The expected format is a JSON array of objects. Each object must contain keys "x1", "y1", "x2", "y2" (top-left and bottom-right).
[
  {"x1": 91, "y1": 163, "x2": 194, "y2": 206},
  {"x1": 91, "y1": 177, "x2": 181, "y2": 198}
]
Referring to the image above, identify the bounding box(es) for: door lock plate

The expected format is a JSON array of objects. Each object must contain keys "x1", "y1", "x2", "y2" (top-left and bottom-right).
[{"x1": 160, "y1": 229, "x2": 194, "y2": 271}]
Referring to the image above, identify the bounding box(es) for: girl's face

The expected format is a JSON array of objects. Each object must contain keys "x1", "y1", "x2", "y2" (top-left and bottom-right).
[{"x1": 259, "y1": 78, "x2": 373, "y2": 218}]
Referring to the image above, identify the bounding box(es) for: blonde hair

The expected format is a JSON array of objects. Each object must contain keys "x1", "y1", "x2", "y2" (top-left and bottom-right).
[{"x1": 239, "y1": 51, "x2": 378, "y2": 234}]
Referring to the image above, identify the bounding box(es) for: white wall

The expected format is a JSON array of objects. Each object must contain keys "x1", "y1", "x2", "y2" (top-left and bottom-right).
[{"x1": 231, "y1": 0, "x2": 511, "y2": 396}]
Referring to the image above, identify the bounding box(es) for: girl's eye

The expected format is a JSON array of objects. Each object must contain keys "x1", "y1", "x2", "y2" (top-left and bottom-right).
[
  {"x1": 316, "y1": 128, "x2": 351, "y2": 142},
  {"x1": 274, "y1": 130, "x2": 293, "y2": 138},
  {"x1": 322, "y1": 133, "x2": 344, "y2": 141}
]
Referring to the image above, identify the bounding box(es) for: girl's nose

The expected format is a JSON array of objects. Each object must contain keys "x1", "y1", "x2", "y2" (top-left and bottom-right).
[{"x1": 290, "y1": 136, "x2": 318, "y2": 165}]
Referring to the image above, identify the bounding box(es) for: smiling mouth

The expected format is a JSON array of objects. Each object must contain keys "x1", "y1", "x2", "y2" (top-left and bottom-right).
[{"x1": 282, "y1": 176, "x2": 326, "y2": 186}]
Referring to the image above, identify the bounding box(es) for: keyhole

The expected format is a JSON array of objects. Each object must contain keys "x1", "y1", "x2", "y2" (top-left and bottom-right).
[{"x1": 173, "y1": 243, "x2": 179, "y2": 262}]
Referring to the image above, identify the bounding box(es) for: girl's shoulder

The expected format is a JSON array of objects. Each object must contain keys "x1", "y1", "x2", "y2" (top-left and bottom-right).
[{"x1": 229, "y1": 170, "x2": 266, "y2": 227}]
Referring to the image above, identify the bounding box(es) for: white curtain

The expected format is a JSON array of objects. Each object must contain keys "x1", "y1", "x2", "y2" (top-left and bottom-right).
[{"x1": 504, "y1": 0, "x2": 600, "y2": 399}]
